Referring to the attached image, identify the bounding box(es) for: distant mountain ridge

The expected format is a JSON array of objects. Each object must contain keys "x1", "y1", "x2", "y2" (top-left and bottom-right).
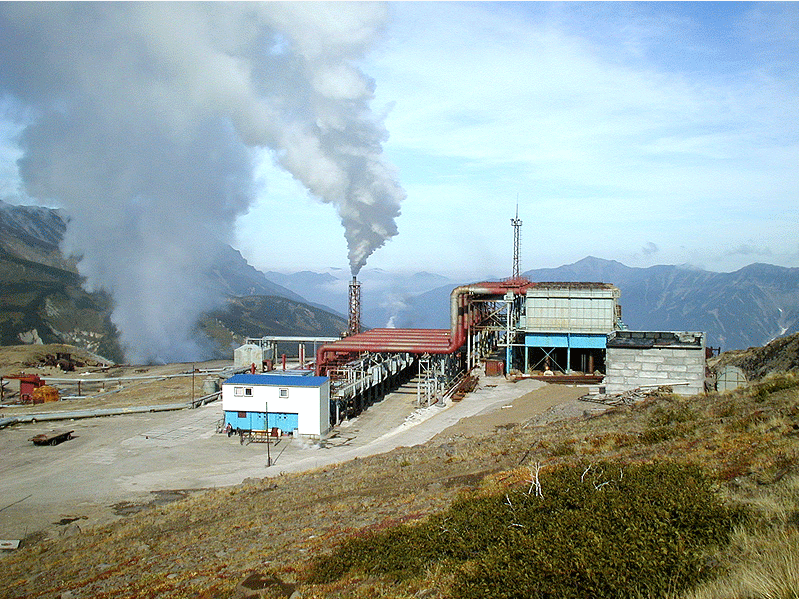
[
  {"x1": 4, "y1": 200, "x2": 796, "y2": 355},
  {"x1": 390, "y1": 257, "x2": 799, "y2": 351}
]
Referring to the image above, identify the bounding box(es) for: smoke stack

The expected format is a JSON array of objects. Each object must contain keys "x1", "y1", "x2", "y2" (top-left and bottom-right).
[{"x1": 348, "y1": 275, "x2": 361, "y2": 335}]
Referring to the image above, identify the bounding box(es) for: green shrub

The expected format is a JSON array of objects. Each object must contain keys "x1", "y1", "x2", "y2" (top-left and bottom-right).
[
  {"x1": 304, "y1": 462, "x2": 745, "y2": 599},
  {"x1": 648, "y1": 404, "x2": 697, "y2": 427},
  {"x1": 753, "y1": 373, "x2": 799, "y2": 401}
]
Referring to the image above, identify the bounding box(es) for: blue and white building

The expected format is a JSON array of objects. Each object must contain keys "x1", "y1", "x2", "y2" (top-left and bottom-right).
[{"x1": 221, "y1": 373, "x2": 330, "y2": 438}]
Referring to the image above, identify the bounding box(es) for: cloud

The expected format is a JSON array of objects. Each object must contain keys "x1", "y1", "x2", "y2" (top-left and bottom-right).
[
  {"x1": 641, "y1": 242, "x2": 659, "y2": 256},
  {"x1": 358, "y1": 2, "x2": 798, "y2": 275},
  {"x1": 723, "y1": 244, "x2": 773, "y2": 258}
]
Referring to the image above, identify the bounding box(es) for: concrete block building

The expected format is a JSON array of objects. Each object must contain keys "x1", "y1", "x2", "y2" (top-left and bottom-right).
[
  {"x1": 222, "y1": 373, "x2": 330, "y2": 438},
  {"x1": 604, "y1": 331, "x2": 706, "y2": 395}
]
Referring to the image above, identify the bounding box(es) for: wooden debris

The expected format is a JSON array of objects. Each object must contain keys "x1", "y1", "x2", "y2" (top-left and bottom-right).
[{"x1": 579, "y1": 386, "x2": 672, "y2": 406}]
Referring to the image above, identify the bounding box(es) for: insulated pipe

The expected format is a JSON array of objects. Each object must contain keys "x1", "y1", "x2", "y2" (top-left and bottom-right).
[{"x1": 314, "y1": 279, "x2": 533, "y2": 375}]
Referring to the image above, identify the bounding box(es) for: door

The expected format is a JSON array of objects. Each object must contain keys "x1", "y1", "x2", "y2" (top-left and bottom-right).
[
  {"x1": 268, "y1": 412, "x2": 299, "y2": 433},
  {"x1": 250, "y1": 411, "x2": 267, "y2": 431}
]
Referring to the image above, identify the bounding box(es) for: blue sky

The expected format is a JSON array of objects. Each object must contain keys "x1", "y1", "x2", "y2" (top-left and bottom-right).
[
  {"x1": 2, "y1": 2, "x2": 797, "y2": 281},
  {"x1": 237, "y1": 1, "x2": 798, "y2": 278}
]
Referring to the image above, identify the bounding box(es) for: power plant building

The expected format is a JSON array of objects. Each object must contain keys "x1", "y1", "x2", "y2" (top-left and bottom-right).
[
  {"x1": 518, "y1": 283, "x2": 621, "y2": 375},
  {"x1": 229, "y1": 275, "x2": 706, "y2": 434}
]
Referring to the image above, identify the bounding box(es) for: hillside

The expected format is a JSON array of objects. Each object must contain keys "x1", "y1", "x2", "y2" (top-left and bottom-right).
[
  {"x1": 0, "y1": 200, "x2": 346, "y2": 361},
  {"x1": 0, "y1": 247, "x2": 124, "y2": 362},
  {"x1": 200, "y1": 295, "x2": 347, "y2": 352},
  {"x1": 712, "y1": 331, "x2": 799, "y2": 381},
  {"x1": 2, "y1": 338, "x2": 798, "y2": 598}
]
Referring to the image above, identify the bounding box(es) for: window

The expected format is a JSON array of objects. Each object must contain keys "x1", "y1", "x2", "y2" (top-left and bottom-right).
[
  {"x1": 234, "y1": 387, "x2": 244, "y2": 396},
  {"x1": 244, "y1": 387, "x2": 253, "y2": 396},
  {"x1": 237, "y1": 411, "x2": 246, "y2": 418},
  {"x1": 279, "y1": 388, "x2": 289, "y2": 398}
]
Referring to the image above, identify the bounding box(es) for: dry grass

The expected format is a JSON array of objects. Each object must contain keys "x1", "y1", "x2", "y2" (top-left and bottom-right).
[
  {"x1": 680, "y1": 474, "x2": 799, "y2": 599},
  {"x1": 1, "y1": 373, "x2": 798, "y2": 598}
]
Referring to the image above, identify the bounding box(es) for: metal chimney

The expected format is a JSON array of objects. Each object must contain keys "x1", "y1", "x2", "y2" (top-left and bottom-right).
[{"x1": 348, "y1": 276, "x2": 361, "y2": 335}]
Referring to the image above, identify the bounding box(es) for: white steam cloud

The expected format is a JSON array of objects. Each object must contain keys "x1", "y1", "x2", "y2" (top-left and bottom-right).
[{"x1": 0, "y1": 3, "x2": 404, "y2": 363}]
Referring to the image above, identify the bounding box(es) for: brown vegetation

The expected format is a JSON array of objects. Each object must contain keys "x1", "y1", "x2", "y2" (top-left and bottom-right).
[{"x1": 2, "y1": 355, "x2": 799, "y2": 597}]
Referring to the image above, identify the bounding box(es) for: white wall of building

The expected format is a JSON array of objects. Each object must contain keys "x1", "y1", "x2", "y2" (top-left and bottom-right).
[{"x1": 222, "y1": 376, "x2": 330, "y2": 437}]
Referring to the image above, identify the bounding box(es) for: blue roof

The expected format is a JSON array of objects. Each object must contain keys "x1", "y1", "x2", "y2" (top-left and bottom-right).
[{"x1": 224, "y1": 374, "x2": 329, "y2": 388}]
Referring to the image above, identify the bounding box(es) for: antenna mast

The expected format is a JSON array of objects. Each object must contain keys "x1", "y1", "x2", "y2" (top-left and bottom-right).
[{"x1": 511, "y1": 199, "x2": 522, "y2": 280}]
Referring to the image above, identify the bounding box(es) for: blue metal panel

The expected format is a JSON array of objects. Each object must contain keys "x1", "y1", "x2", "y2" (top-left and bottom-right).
[
  {"x1": 268, "y1": 412, "x2": 299, "y2": 431},
  {"x1": 225, "y1": 410, "x2": 298, "y2": 432},
  {"x1": 569, "y1": 334, "x2": 607, "y2": 349},
  {"x1": 525, "y1": 333, "x2": 606, "y2": 349},
  {"x1": 225, "y1": 410, "x2": 253, "y2": 430},
  {"x1": 525, "y1": 333, "x2": 569, "y2": 347},
  {"x1": 251, "y1": 411, "x2": 267, "y2": 431}
]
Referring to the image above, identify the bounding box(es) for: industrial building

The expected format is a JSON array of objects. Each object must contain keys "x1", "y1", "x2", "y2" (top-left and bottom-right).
[
  {"x1": 221, "y1": 373, "x2": 330, "y2": 438},
  {"x1": 311, "y1": 277, "x2": 706, "y2": 407},
  {"x1": 226, "y1": 274, "x2": 707, "y2": 435},
  {"x1": 514, "y1": 282, "x2": 621, "y2": 377},
  {"x1": 225, "y1": 213, "x2": 706, "y2": 433}
]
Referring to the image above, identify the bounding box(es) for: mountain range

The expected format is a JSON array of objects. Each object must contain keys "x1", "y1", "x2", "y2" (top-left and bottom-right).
[
  {"x1": 382, "y1": 257, "x2": 799, "y2": 351},
  {"x1": 2, "y1": 199, "x2": 797, "y2": 359}
]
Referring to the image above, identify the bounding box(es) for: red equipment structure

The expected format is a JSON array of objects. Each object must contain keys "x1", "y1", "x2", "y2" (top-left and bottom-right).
[
  {"x1": 315, "y1": 278, "x2": 533, "y2": 376},
  {"x1": 348, "y1": 276, "x2": 361, "y2": 335},
  {"x1": 1, "y1": 374, "x2": 47, "y2": 403}
]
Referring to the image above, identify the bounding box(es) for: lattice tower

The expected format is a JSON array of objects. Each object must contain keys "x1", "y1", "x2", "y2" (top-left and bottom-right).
[
  {"x1": 348, "y1": 276, "x2": 361, "y2": 335},
  {"x1": 511, "y1": 203, "x2": 522, "y2": 280}
]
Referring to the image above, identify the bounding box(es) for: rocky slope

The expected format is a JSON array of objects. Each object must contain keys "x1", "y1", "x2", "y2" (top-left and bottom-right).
[
  {"x1": 0, "y1": 200, "x2": 347, "y2": 361},
  {"x1": 711, "y1": 331, "x2": 799, "y2": 381}
]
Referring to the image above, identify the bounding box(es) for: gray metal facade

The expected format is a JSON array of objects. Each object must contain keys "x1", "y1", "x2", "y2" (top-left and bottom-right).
[{"x1": 520, "y1": 284, "x2": 620, "y2": 334}]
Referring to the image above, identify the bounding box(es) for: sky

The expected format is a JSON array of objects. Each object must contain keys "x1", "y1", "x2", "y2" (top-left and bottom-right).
[
  {"x1": 236, "y1": 1, "x2": 799, "y2": 278},
  {"x1": 0, "y1": 2, "x2": 797, "y2": 360}
]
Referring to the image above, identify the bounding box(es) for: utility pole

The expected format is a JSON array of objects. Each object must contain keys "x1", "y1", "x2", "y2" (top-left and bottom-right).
[{"x1": 265, "y1": 401, "x2": 272, "y2": 467}]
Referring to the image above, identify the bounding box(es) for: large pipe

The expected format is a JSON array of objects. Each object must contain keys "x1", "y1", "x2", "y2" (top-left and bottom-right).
[{"x1": 315, "y1": 279, "x2": 533, "y2": 374}]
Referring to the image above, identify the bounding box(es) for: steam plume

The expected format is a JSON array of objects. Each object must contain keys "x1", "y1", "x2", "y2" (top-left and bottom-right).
[{"x1": 0, "y1": 3, "x2": 404, "y2": 362}]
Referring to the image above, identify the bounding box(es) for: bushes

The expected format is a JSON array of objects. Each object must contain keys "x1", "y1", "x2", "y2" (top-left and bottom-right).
[
  {"x1": 304, "y1": 462, "x2": 745, "y2": 599},
  {"x1": 639, "y1": 403, "x2": 698, "y2": 444},
  {"x1": 752, "y1": 373, "x2": 799, "y2": 401}
]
